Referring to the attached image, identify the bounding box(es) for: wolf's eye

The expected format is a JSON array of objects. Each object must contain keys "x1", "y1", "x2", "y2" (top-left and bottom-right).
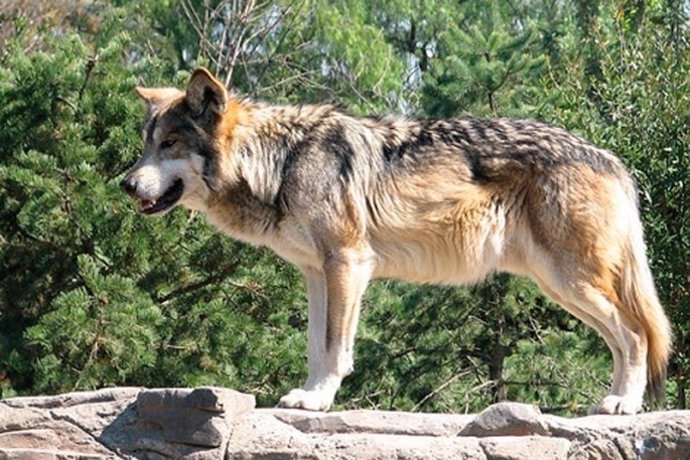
[{"x1": 160, "y1": 139, "x2": 177, "y2": 150}]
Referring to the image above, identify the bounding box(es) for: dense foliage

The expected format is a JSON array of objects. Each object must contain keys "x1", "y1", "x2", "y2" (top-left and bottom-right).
[{"x1": 1, "y1": 0, "x2": 688, "y2": 414}]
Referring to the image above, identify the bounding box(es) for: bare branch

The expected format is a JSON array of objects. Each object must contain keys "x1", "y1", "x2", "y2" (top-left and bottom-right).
[
  {"x1": 179, "y1": 0, "x2": 318, "y2": 92},
  {"x1": 411, "y1": 368, "x2": 472, "y2": 412}
]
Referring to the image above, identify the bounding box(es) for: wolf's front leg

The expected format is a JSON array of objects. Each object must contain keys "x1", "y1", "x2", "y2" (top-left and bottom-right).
[{"x1": 279, "y1": 249, "x2": 374, "y2": 411}]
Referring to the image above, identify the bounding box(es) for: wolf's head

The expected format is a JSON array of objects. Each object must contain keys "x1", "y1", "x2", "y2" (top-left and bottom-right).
[{"x1": 121, "y1": 68, "x2": 233, "y2": 215}]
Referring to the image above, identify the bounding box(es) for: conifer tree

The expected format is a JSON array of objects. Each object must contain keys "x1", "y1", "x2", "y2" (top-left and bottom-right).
[
  {"x1": 0, "y1": 8, "x2": 308, "y2": 401},
  {"x1": 421, "y1": 2, "x2": 545, "y2": 117}
]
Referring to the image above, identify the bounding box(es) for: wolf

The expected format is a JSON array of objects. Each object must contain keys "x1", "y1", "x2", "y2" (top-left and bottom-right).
[{"x1": 122, "y1": 67, "x2": 671, "y2": 414}]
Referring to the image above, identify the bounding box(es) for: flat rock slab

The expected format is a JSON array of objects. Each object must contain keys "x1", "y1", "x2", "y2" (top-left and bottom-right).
[
  {"x1": 234, "y1": 402, "x2": 690, "y2": 459},
  {"x1": 1, "y1": 387, "x2": 255, "y2": 460},
  {"x1": 480, "y1": 436, "x2": 571, "y2": 460},
  {"x1": 0, "y1": 399, "x2": 114, "y2": 458},
  {"x1": 270, "y1": 407, "x2": 474, "y2": 436},
  {"x1": 4, "y1": 387, "x2": 142, "y2": 410},
  {"x1": 3, "y1": 390, "x2": 690, "y2": 459}
]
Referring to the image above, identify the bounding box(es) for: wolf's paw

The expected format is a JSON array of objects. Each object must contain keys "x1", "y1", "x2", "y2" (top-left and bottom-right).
[
  {"x1": 277, "y1": 388, "x2": 334, "y2": 411},
  {"x1": 589, "y1": 395, "x2": 641, "y2": 415}
]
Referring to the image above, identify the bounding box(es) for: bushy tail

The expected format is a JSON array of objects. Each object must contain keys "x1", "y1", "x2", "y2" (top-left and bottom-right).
[{"x1": 619, "y1": 213, "x2": 672, "y2": 407}]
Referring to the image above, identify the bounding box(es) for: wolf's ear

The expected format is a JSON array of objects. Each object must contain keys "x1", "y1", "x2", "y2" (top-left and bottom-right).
[
  {"x1": 135, "y1": 87, "x2": 183, "y2": 111},
  {"x1": 186, "y1": 67, "x2": 227, "y2": 118}
]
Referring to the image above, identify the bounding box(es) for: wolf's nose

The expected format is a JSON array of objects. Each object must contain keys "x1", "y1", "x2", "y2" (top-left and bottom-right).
[{"x1": 120, "y1": 176, "x2": 138, "y2": 196}]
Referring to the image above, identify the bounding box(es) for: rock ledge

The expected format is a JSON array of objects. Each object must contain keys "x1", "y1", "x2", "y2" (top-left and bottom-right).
[{"x1": 1, "y1": 388, "x2": 689, "y2": 459}]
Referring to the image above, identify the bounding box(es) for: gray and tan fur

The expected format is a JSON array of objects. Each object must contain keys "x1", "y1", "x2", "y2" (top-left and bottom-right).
[{"x1": 122, "y1": 68, "x2": 672, "y2": 414}]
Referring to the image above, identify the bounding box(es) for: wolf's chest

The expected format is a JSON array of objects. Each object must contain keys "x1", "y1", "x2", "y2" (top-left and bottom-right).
[
  {"x1": 266, "y1": 219, "x2": 322, "y2": 269},
  {"x1": 206, "y1": 207, "x2": 321, "y2": 269}
]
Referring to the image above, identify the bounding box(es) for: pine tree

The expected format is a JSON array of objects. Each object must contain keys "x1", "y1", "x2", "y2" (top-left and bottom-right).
[
  {"x1": 421, "y1": 2, "x2": 545, "y2": 118},
  {"x1": 0, "y1": 7, "x2": 308, "y2": 401}
]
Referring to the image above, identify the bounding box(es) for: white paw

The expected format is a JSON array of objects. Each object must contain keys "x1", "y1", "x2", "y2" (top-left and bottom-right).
[
  {"x1": 277, "y1": 388, "x2": 334, "y2": 411},
  {"x1": 589, "y1": 395, "x2": 641, "y2": 415}
]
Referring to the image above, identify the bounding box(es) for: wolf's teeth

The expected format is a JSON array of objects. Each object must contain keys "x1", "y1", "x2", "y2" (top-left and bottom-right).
[{"x1": 140, "y1": 199, "x2": 156, "y2": 210}]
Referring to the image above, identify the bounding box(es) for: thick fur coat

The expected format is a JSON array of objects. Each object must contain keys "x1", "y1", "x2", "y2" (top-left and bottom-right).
[{"x1": 122, "y1": 68, "x2": 672, "y2": 414}]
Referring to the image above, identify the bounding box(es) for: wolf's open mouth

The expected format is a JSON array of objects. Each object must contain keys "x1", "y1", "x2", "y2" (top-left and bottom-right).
[{"x1": 140, "y1": 178, "x2": 184, "y2": 215}]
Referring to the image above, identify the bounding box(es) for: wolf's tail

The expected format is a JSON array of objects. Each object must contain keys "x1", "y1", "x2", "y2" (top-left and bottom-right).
[{"x1": 618, "y1": 203, "x2": 672, "y2": 406}]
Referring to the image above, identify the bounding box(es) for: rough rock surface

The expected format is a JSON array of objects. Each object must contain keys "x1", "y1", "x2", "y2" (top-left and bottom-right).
[{"x1": 2, "y1": 388, "x2": 690, "y2": 459}]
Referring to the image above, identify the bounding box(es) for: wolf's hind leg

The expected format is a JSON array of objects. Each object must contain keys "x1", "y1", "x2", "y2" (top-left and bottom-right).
[
  {"x1": 572, "y1": 285, "x2": 647, "y2": 415},
  {"x1": 531, "y1": 266, "x2": 647, "y2": 414},
  {"x1": 533, "y1": 280, "x2": 625, "y2": 397},
  {"x1": 278, "y1": 247, "x2": 374, "y2": 411}
]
